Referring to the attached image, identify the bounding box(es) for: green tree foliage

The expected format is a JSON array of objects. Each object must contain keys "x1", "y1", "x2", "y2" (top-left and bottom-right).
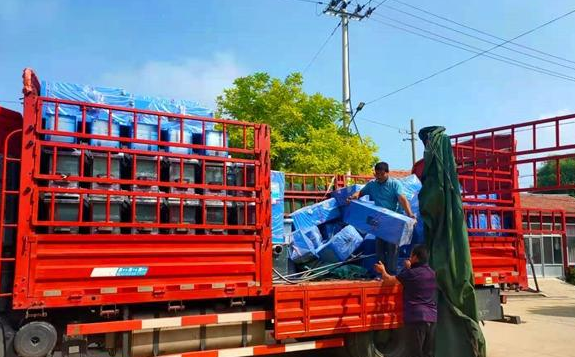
[
  {"x1": 536, "y1": 157, "x2": 575, "y2": 196},
  {"x1": 216, "y1": 72, "x2": 378, "y2": 174}
]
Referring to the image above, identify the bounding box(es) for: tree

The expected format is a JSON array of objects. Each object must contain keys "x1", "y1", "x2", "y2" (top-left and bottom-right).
[
  {"x1": 216, "y1": 72, "x2": 378, "y2": 174},
  {"x1": 536, "y1": 158, "x2": 575, "y2": 196}
]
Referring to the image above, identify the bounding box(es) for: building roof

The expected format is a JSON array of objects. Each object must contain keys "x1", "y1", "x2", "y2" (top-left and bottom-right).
[
  {"x1": 389, "y1": 170, "x2": 412, "y2": 178},
  {"x1": 520, "y1": 193, "x2": 575, "y2": 214}
]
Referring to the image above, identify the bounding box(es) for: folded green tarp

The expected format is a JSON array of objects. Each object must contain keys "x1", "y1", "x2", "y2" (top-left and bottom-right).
[{"x1": 418, "y1": 126, "x2": 486, "y2": 357}]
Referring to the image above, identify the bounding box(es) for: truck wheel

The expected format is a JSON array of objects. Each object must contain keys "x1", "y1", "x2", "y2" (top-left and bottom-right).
[
  {"x1": 14, "y1": 322, "x2": 57, "y2": 357},
  {"x1": 345, "y1": 329, "x2": 406, "y2": 357}
]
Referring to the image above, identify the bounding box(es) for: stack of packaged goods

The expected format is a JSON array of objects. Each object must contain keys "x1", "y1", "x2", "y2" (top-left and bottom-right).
[
  {"x1": 38, "y1": 80, "x2": 239, "y2": 235},
  {"x1": 276, "y1": 175, "x2": 423, "y2": 282}
]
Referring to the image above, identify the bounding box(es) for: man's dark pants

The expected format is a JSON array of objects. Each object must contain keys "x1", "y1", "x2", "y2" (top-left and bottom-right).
[
  {"x1": 376, "y1": 239, "x2": 398, "y2": 274},
  {"x1": 404, "y1": 321, "x2": 436, "y2": 357}
]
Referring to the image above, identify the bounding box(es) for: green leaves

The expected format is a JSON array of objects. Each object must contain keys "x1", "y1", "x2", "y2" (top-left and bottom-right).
[
  {"x1": 216, "y1": 72, "x2": 378, "y2": 174},
  {"x1": 536, "y1": 158, "x2": 575, "y2": 196}
]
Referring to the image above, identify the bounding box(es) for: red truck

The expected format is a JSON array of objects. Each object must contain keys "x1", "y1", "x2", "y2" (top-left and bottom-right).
[{"x1": 0, "y1": 69, "x2": 570, "y2": 357}]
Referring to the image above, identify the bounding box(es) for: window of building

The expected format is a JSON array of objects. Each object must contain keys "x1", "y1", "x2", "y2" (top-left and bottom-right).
[{"x1": 567, "y1": 224, "x2": 575, "y2": 265}]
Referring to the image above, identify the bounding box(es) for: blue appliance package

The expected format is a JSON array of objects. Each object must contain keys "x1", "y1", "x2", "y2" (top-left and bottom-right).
[
  {"x1": 290, "y1": 226, "x2": 322, "y2": 263},
  {"x1": 343, "y1": 200, "x2": 415, "y2": 246},
  {"x1": 291, "y1": 198, "x2": 341, "y2": 231},
  {"x1": 330, "y1": 184, "x2": 364, "y2": 206},
  {"x1": 271, "y1": 171, "x2": 286, "y2": 244},
  {"x1": 40, "y1": 80, "x2": 214, "y2": 151},
  {"x1": 398, "y1": 174, "x2": 424, "y2": 244},
  {"x1": 356, "y1": 234, "x2": 378, "y2": 277},
  {"x1": 319, "y1": 221, "x2": 345, "y2": 241},
  {"x1": 316, "y1": 225, "x2": 363, "y2": 263},
  {"x1": 467, "y1": 212, "x2": 502, "y2": 236}
]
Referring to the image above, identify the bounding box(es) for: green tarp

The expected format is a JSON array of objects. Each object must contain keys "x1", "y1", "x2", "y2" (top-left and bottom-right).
[{"x1": 418, "y1": 126, "x2": 486, "y2": 357}]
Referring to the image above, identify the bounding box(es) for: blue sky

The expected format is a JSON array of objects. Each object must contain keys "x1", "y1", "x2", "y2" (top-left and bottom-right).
[{"x1": 1, "y1": 0, "x2": 575, "y2": 170}]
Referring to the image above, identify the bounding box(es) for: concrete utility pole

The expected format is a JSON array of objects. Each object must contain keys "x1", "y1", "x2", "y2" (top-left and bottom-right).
[
  {"x1": 323, "y1": 0, "x2": 375, "y2": 132},
  {"x1": 403, "y1": 118, "x2": 417, "y2": 165}
]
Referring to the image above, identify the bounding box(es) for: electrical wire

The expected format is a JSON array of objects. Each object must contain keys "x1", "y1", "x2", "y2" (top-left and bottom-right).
[
  {"x1": 369, "y1": 16, "x2": 575, "y2": 83},
  {"x1": 391, "y1": 0, "x2": 575, "y2": 66},
  {"x1": 280, "y1": 0, "x2": 326, "y2": 5},
  {"x1": 356, "y1": 116, "x2": 409, "y2": 133},
  {"x1": 303, "y1": 22, "x2": 342, "y2": 73},
  {"x1": 364, "y1": 7, "x2": 575, "y2": 106},
  {"x1": 379, "y1": 4, "x2": 575, "y2": 72},
  {"x1": 371, "y1": 0, "x2": 390, "y2": 12}
]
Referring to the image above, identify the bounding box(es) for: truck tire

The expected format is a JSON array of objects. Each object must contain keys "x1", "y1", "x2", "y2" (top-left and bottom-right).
[
  {"x1": 14, "y1": 322, "x2": 57, "y2": 357},
  {"x1": 345, "y1": 329, "x2": 406, "y2": 357}
]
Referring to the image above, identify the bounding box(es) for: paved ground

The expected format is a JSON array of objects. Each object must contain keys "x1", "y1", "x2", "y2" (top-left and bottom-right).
[{"x1": 483, "y1": 278, "x2": 575, "y2": 357}]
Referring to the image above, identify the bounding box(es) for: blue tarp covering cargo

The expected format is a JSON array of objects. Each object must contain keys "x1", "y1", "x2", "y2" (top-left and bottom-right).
[
  {"x1": 40, "y1": 80, "x2": 215, "y2": 151},
  {"x1": 291, "y1": 198, "x2": 341, "y2": 231},
  {"x1": 290, "y1": 226, "x2": 322, "y2": 263},
  {"x1": 271, "y1": 171, "x2": 286, "y2": 244},
  {"x1": 343, "y1": 200, "x2": 415, "y2": 246},
  {"x1": 331, "y1": 184, "x2": 364, "y2": 206},
  {"x1": 316, "y1": 225, "x2": 363, "y2": 263}
]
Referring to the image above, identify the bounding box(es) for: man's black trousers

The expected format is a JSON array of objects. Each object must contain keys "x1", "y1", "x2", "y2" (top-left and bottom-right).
[{"x1": 404, "y1": 321, "x2": 436, "y2": 357}]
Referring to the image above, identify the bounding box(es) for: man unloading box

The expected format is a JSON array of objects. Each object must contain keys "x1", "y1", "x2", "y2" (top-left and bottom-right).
[
  {"x1": 376, "y1": 245, "x2": 437, "y2": 357},
  {"x1": 349, "y1": 161, "x2": 416, "y2": 274}
]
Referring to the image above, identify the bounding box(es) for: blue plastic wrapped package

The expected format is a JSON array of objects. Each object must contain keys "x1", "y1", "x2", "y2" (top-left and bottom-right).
[
  {"x1": 319, "y1": 221, "x2": 345, "y2": 241},
  {"x1": 343, "y1": 201, "x2": 415, "y2": 246},
  {"x1": 41, "y1": 81, "x2": 135, "y2": 143},
  {"x1": 293, "y1": 226, "x2": 323, "y2": 249},
  {"x1": 398, "y1": 174, "x2": 424, "y2": 244},
  {"x1": 271, "y1": 171, "x2": 286, "y2": 244},
  {"x1": 291, "y1": 198, "x2": 341, "y2": 231},
  {"x1": 316, "y1": 225, "x2": 363, "y2": 263},
  {"x1": 290, "y1": 226, "x2": 322, "y2": 263},
  {"x1": 88, "y1": 119, "x2": 122, "y2": 148},
  {"x1": 331, "y1": 184, "x2": 364, "y2": 206},
  {"x1": 467, "y1": 212, "x2": 502, "y2": 236},
  {"x1": 356, "y1": 234, "x2": 378, "y2": 277}
]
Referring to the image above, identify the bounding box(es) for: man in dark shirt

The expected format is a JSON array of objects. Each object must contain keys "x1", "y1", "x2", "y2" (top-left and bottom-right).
[{"x1": 375, "y1": 245, "x2": 437, "y2": 357}]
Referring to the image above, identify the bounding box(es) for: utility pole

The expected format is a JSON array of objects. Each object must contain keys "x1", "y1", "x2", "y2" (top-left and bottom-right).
[
  {"x1": 403, "y1": 118, "x2": 417, "y2": 165},
  {"x1": 323, "y1": 0, "x2": 375, "y2": 132}
]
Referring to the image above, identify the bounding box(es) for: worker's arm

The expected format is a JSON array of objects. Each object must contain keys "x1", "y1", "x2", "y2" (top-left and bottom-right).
[
  {"x1": 398, "y1": 194, "x2": 416, "y2": 219},
  {"x1": 348, "y1": 183, "x2": 369, "y2": 202},
  {"x1": 374, "y1": 261, "x2": 399, "y2": 284}
]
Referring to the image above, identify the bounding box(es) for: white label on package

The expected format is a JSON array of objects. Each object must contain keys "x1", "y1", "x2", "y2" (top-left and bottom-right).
[{"x1": 271, "y1": 182, "x2": 281, "y2": 203}]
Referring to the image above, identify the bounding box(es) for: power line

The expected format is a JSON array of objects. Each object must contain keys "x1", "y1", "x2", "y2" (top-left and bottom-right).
[
  {"x1": 303, "y1": 22, "x2": 342, "y2": 73},
  {"x1": 380, "y1": 3, "x2": 575, "y2": 72},
  {"x1": 281, "y1": 0, "x2": 326, "y2": 4},
  {"x1": 391, "y1": 0, "x2": 575, "y2": 66},
  {"x1": 365, "y1": 7, "x2": 575, "y2": 106},
  {"x1": 371, "y1": 0, "x2": 390, "y2": 12},
  {"x1": 370, "y1": 15, "x2": 575, "y2": 83},
  {"x1": 356, "y1": 116, "x2": 409, "y2": 133}
]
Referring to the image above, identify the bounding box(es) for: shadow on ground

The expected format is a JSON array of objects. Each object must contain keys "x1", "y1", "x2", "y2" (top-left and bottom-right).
[{"x1": 527, "y1": 304, "x2": 575, "y2": 318}]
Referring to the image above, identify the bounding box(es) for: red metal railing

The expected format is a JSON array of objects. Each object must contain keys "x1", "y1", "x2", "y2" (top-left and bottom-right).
[
  {"x1": 452, "y1": 113, "x2": 575, "y2": 195},
  {"x1": 11, "y1": 69, "x2": 272, "y2": 309},
  {"x1": 0, "y1": 129, "x2": 21, "y2": 298}
]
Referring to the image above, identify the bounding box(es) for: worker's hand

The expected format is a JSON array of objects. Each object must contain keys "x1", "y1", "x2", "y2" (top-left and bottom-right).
[
  {"x1": 403, "y1": 259, "x2": 412, "y2": 269},
  {"x1": 346, "y1": 192, "x2": 360, "y2": 204},
  {"x1": 374, "y1": 261, "x2": 386, "y2": 274}
]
